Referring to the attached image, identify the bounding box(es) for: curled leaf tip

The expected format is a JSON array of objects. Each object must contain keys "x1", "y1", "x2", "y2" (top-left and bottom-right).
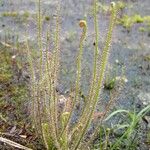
[
  {"x1": 110, "y1": 2, "x2": 116, "y2": 8},
  {"x1": 79, "y1": 20, "x2": 87, "y2": 28}
]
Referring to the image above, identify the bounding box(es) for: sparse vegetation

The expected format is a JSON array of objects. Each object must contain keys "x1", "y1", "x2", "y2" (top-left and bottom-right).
[
  {"x1": 118, "y1": 14, "x2": 150, "y2": 29},
  {"x1": 0, "y1": 0, "x2": 150, "y2": 150}
]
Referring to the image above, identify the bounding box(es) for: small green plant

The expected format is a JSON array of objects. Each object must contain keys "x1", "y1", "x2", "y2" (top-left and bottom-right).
[
  {"x1": 45, "y1": 16, "x2": 50, "y2": 21},
  {"x1": 104, "y1": 62, "x2": 127, "y2": 90},
  {"x1": 104, "y1": 77, "x2": 116, "y2": 90},
  {"x1": 104, "y1": 65, "x2": 117, "y2": 90},
  {"x1": 27, "y1": 1, "x2": 118, "y2": 149}
]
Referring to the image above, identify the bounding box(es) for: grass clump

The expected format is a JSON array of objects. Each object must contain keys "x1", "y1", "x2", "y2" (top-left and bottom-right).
[
  {"x1": 26, "y1": 1, "x2": 120, "y2": 150},
  {"x1": 98, "y1": 105, "x2": 150, "y2": 150}
]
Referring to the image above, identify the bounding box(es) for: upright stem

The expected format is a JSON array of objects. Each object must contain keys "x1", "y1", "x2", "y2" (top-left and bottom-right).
[
  {"x1": 60, "y1": 20, "x2": 87, "y2": 139},
  {"x1": 74, "y1": 20, "x2": 87, "y2": 109},
  {"x1": 72, "y1": 3, "x2": 117, "y2": 150},
  {"x1": 37, "y1": 0, "x2": 43, "y2": 77},
  {"x1": 75, "y1": 0, "x2": 99, "y2": 127},
  {"x1": 53, "y1": 1, "x2": 61, "y2": 136}
]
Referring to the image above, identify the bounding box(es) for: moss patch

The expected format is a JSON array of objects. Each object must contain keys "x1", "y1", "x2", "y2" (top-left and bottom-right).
[
  {"x1": 0, "y1": 50, "x2": 13, "y2": 83},
  {"x1": 0, "y1": 44, "x2": 28, "y2": 121},
  {"x1": 0, "y1": 44, "x2": 27, "y2": 139}
]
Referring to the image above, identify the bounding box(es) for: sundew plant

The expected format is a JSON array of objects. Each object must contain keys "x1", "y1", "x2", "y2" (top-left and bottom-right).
[{"x1": 27, "y1": 0, "x2": 120, "y2": 149}]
